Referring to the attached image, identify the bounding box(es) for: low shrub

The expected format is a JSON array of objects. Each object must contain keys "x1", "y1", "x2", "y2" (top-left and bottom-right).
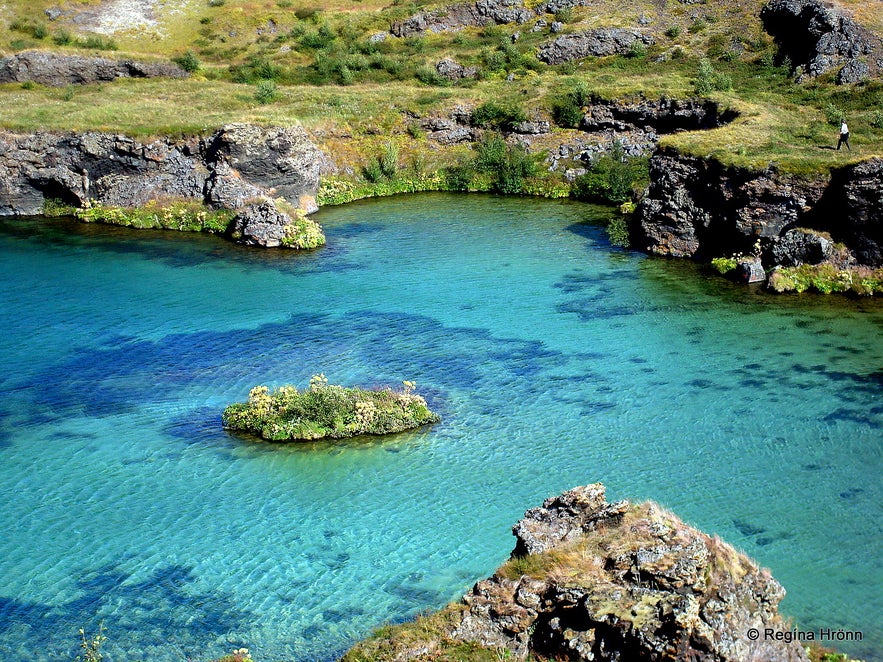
[
  {"x1": 474, "y1": 133, "x2": 540, "y2": 194},
  {"x1": 281, "y1": 210, "x2": 325, "y2": 249},
  {"x1": 172, "y1": 50, "x2": 200, "y2": 73},
  {"x1": 78, "y1": 34, "x2": 118, "y2": 50},
  {"x1": 694, "y1": 58, "x2": 732, "y2": 96},
  {"x1": 222, "y1": 376, "x2": 440, "y2": 441},
  {"x1": 665, "y1": 25, "x2": 681, "y2": 39},
  {"x1": 253, "y1": 80, "x2": 279, "y2": 104},
  {"x1": 711, "y1": 256, "x2": 739, "y2": 274},
  {"x1": 767, "y1": 264, "x2": 883, "y2": 295},
  {"x1": 570, "y1": 143, "x2": 649, "y2": 204}
]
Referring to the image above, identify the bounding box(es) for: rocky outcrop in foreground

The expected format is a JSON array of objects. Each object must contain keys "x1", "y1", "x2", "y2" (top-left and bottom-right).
[
  {"x1": 0, "y1": 50, "x2": 187, "y2": 86},
  {"x1": 343, "y1": 483, "x2": 808, "y2": 662},
  {"x1": 0, "y1": 124, "x2": 323, "y2": 248},
  {"x1": 760, "y1": 0, "x2": 883, "y2": 84}
]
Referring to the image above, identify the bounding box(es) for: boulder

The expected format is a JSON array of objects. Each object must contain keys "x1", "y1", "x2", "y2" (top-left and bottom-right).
[
  {"x1": 736, "y1": 257, "x2": 766, "y2": 283},
  {"x1": 767, "y1": 228, "x2": 834, "y2": 267},
  {"x1": 435, "y1": 57, "x2": 478, "y2": 80},
  {"x1": 0, "y1": 50, "x2": 187, "y2": 86},
  {"x1": 206, "y1": 124, "x2": 321, "y2": 213},
  {"x1": 538, "y1": 28, "x2": 655, "y2": 64},
  {"x1": 230, "y1": 200, "x2": 292, "y2": 248}
]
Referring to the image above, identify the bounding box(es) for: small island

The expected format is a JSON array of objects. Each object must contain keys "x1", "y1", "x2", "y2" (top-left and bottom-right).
[{"x1": 222, "y1": 375, "x2": 440, "y2": 442}]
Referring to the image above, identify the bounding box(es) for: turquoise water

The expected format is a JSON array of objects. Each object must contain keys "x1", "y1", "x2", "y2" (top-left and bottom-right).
[{"x1": 0, "y1": 194, "x2": 880, "y2": 661}]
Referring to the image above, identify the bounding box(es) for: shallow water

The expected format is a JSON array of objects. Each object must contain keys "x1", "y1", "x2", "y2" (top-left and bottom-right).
[{"x1": 0, "y1": 194, "x2": 880, "y2": 661}]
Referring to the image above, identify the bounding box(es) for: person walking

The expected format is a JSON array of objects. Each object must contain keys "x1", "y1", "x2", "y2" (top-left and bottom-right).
[{"x1": 837, "y1": 120, "x2": 851, "y2": 150}]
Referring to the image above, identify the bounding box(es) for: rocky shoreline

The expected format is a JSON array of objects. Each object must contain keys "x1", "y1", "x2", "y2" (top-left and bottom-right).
[{"x1": 343, "y1": 483, "x2": 811, "y2": 662}]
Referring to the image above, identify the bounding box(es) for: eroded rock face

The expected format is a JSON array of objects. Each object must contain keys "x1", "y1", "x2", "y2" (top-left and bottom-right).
[
  {"x1": 391, "y1": 0, "x2": 533, "y2": 37},
  {"x1": 581, "y1": 97, "x2": 737, "y2": 134},
  {"x1": 0, "y1": 50, "x2": 187, "y2": 86},
  {"x1": 634, "y1": 150, "x2": 883, "y2": 269},
  {"x1": 348, "y1": 483, "x2": 809, "y2": 662},
  {"x1": 0, "y1": 124, "x2": 322, "y2": 247},
  {"x1": 760, "y1": 0, "x2": 883, "y2": 83},
  {"x1": 538, "y1": 28, "x2": 654, "y2": 63}
]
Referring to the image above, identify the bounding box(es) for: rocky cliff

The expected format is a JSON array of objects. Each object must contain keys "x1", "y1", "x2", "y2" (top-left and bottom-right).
[
  {"x1": 632, "y1": 149, "x2": 883, "y2": 278},
  {"x1": 0, "y1": 123, "x2": 323, "y2": 248},
  {"x1": 342, "y1": 483, "x2": 808, "y2": 662}
]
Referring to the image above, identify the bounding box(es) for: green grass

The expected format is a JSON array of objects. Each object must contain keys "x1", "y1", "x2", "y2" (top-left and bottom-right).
[
  {"x1": 0, "y1": 0, "x2": 881, "y2": 180},
  {"x1": 222, "y1": 376, "x2": 440, "y2": 441}
]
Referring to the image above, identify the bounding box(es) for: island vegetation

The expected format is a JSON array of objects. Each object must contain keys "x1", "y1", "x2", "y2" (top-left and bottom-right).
[{"x1": 222, "y1": 375, "x2": 440, "y2": 441}]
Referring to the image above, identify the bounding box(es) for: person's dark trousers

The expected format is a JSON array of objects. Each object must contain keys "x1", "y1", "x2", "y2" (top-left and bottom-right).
[{"x1": 837, "y1": 133, "x2": 851, "y2": 150}]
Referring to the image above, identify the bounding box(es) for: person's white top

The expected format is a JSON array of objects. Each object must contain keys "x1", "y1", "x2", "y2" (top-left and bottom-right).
[{"x1": 841, "y1": 122, "x2": 849, "y2": 134}]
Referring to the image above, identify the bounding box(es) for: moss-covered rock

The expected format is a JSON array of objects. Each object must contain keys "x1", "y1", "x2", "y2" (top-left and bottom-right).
[{"x1": 222, "y1": 376, "x2": 440, "y2": 442}]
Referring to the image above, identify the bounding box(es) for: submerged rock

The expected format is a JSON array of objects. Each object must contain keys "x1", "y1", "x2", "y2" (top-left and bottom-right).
[{"x1": 343, "y1": 483, "x2": 809, "y2": 662}]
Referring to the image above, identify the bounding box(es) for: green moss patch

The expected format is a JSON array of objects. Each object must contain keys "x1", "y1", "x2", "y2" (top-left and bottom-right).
[{"x1": 222, "y1": 375, "x2": 440, "y2": 441}]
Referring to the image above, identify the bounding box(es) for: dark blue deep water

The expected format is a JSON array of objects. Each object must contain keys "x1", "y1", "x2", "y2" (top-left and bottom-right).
[{"x1": 0, "y1": 194, "x2": 880, "y2": 661}]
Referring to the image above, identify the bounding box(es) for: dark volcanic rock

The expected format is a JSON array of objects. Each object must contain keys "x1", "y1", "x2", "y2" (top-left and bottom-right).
[
  {"x1": 581, "y1": 96, "x2": 737, "y2": 133},
  {"x1": 632, "y1": 149, "x2": 828, "y2": 258},
  {"x1": 736, "y1": 257, "x2": 767, "y2": 283},
  {"x1": 768, "y1": 228, "x2": 834, "y2": 266},
  {"x1": 761, "y1": 0, "x2": 883, "y2": 83},
  {"x1": 0, "y1": 124, "x2": 322, "y2": 247},
  {"x1": 818, "y1": 158, "x2": 883, "y2": 266},
  {"x1": 538, "y1": 28, "x2": 654, "y2": 64},
  {"x1": 633, "y1": 150, "x2": 883, "y2": 272},
  {"x1": 206, "y1": 124, "x2": 321, "y2": 213},
  {"x1": 0, "y1": 50, "x2": 188, "y2": 87},
  {"x1": 230, "y1": 200, "x2": 292, "y2": 247},
  {"x1": 346, "y1": 483, "x2": 809, "y2": 662},
  {"x1": 391, "y1": 0, "x2": 533, "y2": 37}
]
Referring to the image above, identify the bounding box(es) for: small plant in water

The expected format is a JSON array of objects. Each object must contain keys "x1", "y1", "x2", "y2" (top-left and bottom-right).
[{"x1": 76, "y1": 623, "x2": 106, "y2": 662}]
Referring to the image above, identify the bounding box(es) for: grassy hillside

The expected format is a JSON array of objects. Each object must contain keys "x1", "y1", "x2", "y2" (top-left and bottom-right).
[{"x1": 0, "y1": 0, "x2": 881, "y2": 176}]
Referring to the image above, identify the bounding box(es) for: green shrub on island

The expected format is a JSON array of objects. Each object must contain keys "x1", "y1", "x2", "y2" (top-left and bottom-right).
[
  {"x1": 74, "y1": 199, "x2": 234, "y2": 233},
  {"x1": 281, "y1": 213, "x2": 325, "y2": 249},
  {"x1": 222, "y1": 375, "x2": 440, "y2": 441}
]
